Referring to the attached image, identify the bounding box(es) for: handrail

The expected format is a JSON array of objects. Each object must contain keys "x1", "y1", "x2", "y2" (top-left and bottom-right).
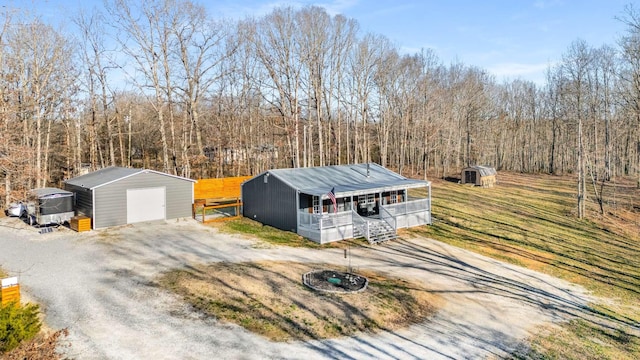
[
  {"x1": 351, "y1": 210, "x2": 369, "y2": 240},
  {"x1": 378, "y1": 205, "x2": 397, "y2": 232}
]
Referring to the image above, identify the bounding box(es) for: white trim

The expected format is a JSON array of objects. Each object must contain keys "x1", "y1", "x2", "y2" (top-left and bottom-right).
[
  {"x1": 92, "y1": 189, "x2": 96, "y2": 229},
  {"x1": 90, "y1": 169, "x2": 195, "y2": 190}
]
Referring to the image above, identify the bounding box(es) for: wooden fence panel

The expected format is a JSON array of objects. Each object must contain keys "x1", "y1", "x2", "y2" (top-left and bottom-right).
[{"x1": 194, "y1": 176, "x2": 251, "y2": 200}]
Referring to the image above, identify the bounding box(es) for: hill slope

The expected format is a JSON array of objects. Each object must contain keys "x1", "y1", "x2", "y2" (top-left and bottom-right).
[{"x1": 410, "y1": 172, "x2": 640, "y2": 359}]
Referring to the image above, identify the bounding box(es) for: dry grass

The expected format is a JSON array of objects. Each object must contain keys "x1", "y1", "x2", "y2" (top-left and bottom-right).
[
  {"x1": 158, "y1": 261, "x2": 442, "y2": 341},
  {"x1": 409, "y1": 171, "x2": 640, "y2": 359}
]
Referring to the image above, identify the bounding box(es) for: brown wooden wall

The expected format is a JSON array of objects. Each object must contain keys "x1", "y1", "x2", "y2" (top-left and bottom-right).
[{"x1": 194, "y1": 176, "x2": 252, "y2": 200}]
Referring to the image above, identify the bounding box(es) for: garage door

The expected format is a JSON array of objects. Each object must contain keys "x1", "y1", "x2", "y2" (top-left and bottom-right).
[{"x1": 126, "y1": 187, "x2": 166, "y2": 224}]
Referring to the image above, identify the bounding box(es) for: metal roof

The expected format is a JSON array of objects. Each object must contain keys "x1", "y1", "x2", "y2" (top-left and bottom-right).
[
  {"x1": 266, "y1": 163, "x2": 430, "y2": 198},
  {"x1": 64, "y1": 166, "x2": 195, "y2": 190},
  {"x1": 30, "y1": 187, "x2": 74, "y2": 198},
  {"x1": 464, "y1": 165, "x2": 497, "y2": 177}
]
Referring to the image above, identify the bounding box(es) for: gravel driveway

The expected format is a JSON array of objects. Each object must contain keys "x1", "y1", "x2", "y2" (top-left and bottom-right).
[{"x1": 0, "y1": 217, "x2": 596, "y2": 359}]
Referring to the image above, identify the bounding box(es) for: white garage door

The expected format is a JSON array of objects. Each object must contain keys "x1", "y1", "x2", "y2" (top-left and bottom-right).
[{"x1": 126, "y1": 187, "x2": 166, "y2": 224}]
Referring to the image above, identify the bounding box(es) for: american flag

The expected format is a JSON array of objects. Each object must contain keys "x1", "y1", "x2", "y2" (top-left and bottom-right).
[{"x1": 327, "y1": 187, "x2": 337, "y2": 213}]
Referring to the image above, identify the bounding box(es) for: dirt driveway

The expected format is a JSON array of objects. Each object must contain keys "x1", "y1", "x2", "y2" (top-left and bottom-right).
[{"x1": 0, "y1": 218, "x2": 596, "y2": 359}]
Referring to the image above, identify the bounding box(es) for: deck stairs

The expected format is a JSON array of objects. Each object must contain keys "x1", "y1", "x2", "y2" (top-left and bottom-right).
[{"x1": 352, "y1": 211, "x2": 397, "y2": 244}]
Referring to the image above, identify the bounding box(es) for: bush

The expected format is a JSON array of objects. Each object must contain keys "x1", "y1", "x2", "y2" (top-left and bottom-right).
[{"x1": 0, "y1": 302, "x2": 42, "y2": 353}]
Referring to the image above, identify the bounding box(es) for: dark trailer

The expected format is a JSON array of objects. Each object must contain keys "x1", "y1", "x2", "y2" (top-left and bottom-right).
[{"x1": 29, "y1": 187, "x2": 75, "y2": 225}]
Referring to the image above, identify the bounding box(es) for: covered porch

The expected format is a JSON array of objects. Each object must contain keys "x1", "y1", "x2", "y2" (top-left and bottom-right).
[{"x1": 296, "y1": 181, "x2": 431, "y2": 244}]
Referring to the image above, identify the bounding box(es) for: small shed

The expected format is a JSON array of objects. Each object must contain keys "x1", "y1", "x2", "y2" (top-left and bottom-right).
[
  {"x1": 64, "y1": 167, "x2": 195, "y2": 229},
  {"x1": 461, "y1": 166, "x2": 497, "y2": 187}
]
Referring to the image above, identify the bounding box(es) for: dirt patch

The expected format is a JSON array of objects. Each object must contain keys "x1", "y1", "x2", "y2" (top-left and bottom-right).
[{"x1": 158, "y1": 261, "x2": 442, "y2": 342}]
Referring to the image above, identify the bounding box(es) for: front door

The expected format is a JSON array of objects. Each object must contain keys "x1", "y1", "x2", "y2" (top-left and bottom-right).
[{"x1": 465, "y1": 170, "x2": 476, "y2": 184}]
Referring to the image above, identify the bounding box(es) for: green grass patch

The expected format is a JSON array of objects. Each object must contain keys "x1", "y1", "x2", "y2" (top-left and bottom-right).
[
  {"x1": 215, "y1": 217, "x2": 364, "y2": 249},
  {"x1": 408, "y1": 172, "x2": 640, "y2": 358}
]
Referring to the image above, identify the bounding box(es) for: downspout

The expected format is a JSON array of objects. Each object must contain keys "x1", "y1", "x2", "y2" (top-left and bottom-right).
[{"x1": 295, "y1": 190, "x2": 300, "y2": 234}]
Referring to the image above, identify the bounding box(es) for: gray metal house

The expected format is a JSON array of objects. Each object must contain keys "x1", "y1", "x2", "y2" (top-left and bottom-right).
[
  {"x1": 242, "y1": 163, "x2": 431, "y2": 244},
  {"x1": 64, "y1": 167, "x2": 195, "y2": 229}
]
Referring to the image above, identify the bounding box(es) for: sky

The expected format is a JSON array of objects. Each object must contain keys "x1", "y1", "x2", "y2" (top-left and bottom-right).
[{"x1": 13, "y1": 0, "x2": 633, "y2": 85}]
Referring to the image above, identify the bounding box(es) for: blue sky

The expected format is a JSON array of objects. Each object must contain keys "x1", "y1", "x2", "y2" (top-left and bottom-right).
[{"x1": 19, "y1": 0, "x2": 632, "y2": 85}]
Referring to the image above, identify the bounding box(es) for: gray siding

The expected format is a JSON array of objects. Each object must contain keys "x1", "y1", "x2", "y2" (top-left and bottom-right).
[
  {"x1": 64, "y1": 183, "x2": 93, "y2": 218},
  {"x1": 94, "y1": 172, "x2": 193, "y2": 229},
  {"x1": 242, "y1": 173, "x2": 297, "y2": 232}
]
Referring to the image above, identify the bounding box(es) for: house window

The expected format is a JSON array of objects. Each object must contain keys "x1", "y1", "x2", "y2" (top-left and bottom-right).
[
  {"x1": 390, "y1": 190, "x2": 398, "y2": 204},
  {"x1": 366, "y1": 193, "x2": 375, "y2": 204},
  {"x1": 312, "y1": 196, "x2": 321, "y2": 214}
]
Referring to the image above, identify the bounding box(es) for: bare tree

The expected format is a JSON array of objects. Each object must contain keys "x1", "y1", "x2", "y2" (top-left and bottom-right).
[
  {"x1": 561, "y1": 39, "x2": 593, "y2": 218},
  {"x1": 247, "y1": 7, "x2": 304, "y2": 168},
  {"x1": 106, "y1": 0, "x2": 173, "y2": 173},
  {"x1": 618, "y1": 4, "x2": 640, "y2": 188}
]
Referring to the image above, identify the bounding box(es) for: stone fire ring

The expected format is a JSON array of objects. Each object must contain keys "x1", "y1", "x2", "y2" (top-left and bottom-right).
[{"x1": 302, "y1": 269, "x2": 368, "y2": 294}]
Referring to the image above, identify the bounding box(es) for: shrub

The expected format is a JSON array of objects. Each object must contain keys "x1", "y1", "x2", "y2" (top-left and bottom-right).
[{"x1": 0, "y1": 302, "x2": 42, "y2": 353}]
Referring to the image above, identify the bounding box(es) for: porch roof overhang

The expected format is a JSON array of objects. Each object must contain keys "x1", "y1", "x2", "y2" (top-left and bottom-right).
[{"x1": 300, "y1": 179, "x2": 430, "y2": 199}]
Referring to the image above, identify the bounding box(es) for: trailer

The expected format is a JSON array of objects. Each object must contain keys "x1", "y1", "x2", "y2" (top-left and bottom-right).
[{"x1": 28, "y1": 188, "x2": 75, "y2": 226}]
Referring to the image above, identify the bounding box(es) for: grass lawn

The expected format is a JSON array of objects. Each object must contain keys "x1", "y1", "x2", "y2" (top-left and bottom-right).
[{"x1": 409, "y1": 172, "x2": 640, "y2": 359}]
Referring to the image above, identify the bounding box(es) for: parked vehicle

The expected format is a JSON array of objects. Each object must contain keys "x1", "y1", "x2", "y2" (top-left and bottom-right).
[
  {"x1": 5, "y1": 188, "x2": 75, "y2": 226},
  {"x1": 6, "y1": 202, "x2": 28, "y2": 218}
]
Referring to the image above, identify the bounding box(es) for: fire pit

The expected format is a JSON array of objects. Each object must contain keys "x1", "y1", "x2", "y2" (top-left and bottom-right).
[{"x1": 302, "y1": 270, "x2": 368, "y2": 294}]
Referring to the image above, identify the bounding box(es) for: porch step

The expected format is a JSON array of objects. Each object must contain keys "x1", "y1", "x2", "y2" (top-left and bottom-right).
[
  {"x1": 351, "y1": 210, "x2": 397, "y2": 244},
  {"x1": 365, "y1": 219, "x2": 397, "y2": 244}
]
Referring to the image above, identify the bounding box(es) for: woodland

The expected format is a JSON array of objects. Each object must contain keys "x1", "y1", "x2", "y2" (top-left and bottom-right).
[{"x1": 1, "y1": 1, "x2": 640, "y2": 219}]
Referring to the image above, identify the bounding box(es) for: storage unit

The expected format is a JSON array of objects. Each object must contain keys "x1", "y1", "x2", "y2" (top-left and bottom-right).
[
  {"x1": 69, "y1": 216, "x2": 91, "y2": 232},
  {"x1": 64, "y1": 167, "x2": 195, "y2": 229},
  {"x1": 461, "y1": 165, "x2": 497, "y2": 187}
]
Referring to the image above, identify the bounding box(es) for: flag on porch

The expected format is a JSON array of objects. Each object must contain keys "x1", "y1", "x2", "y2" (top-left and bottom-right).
[{"x1": 327, "y1": 187, "x2": 337, "y2": 213}]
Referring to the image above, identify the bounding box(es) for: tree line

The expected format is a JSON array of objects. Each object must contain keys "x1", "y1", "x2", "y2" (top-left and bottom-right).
[{"x1": 1, "y1": 1, "x2": 639, "y2": 219}]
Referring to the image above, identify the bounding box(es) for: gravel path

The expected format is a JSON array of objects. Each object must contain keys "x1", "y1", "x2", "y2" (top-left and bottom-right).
[{"x1": 0, "y1": 218, "x2": 597, "y2": 359}]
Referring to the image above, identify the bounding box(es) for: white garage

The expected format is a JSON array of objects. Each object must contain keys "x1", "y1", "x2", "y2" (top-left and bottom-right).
[{"x1": 64, "y1": 167, "x2": 195, "y2": 229}]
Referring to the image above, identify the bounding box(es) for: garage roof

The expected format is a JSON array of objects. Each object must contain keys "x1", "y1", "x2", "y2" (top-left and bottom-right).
[
  {"x1": 265, "y1": 163, "x2": 430, "y2": 198},
  {"x1": 64, "y1": 166, "x2": 195, "y2": 190}
]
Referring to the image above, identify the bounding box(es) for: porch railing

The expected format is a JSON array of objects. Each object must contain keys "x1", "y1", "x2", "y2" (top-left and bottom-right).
[
  {"x1": 379, "y1": 205, "x2": 397, "y2": 231},
  {"x1": 298, "y1": 211, "x2": 352, "y2": 230},
  {"x1": 351, "y1": 210, "x2": 369, "y2": 239},
  {"x1": 382, "y1": 198, "x2": 430, "y2": 216}
]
